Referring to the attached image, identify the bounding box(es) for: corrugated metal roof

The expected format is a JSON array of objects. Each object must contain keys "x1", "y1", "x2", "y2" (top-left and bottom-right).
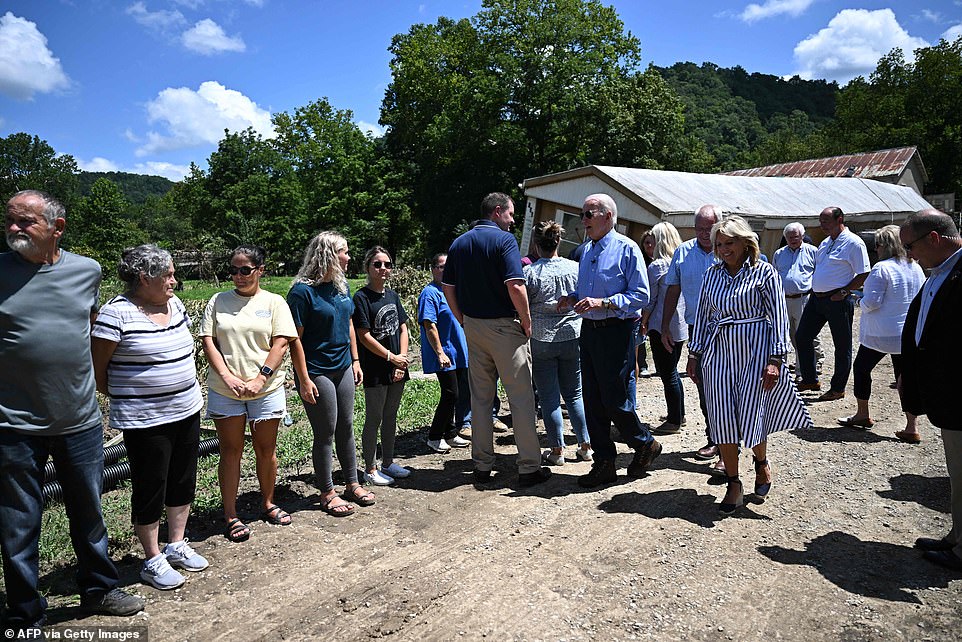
[
  {"x1": 523, "y1": 165, "x2": 932, "y2": 219},
  {"x1": 722, "y1": 146, "x2": 920, "y2": 180}
]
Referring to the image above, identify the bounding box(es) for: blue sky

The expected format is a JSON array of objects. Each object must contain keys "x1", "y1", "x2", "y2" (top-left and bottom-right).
[{"x1": 1, "y1": 1, "x2": 959, "y2": 182}]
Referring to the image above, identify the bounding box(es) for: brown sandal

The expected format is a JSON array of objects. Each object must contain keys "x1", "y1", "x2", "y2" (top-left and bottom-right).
[
  {"x1": 321, "y1": 495, "x2": 355, "y2": 517},
  {"x1": 343, "y1": 484, "x2": 375, "y2": 507}
]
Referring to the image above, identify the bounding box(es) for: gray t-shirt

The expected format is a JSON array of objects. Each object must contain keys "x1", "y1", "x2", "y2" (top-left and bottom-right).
[{"x1": 0, "y1": 250, "x2": 103, "y2": 435}]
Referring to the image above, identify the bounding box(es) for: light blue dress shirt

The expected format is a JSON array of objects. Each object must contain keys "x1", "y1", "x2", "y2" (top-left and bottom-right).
[
  {"x1": 915, "y1": 246, "x2": 962, "y2": 345},
  {"x1": 665, "y1": 238, "x2": 718, "y2": 325},
  {"x1": 772, "y1": 243, "x2": 817, "y2": 296},
  {"x1": 572, "y1": 229, "x2": 650, "y2": 321}
]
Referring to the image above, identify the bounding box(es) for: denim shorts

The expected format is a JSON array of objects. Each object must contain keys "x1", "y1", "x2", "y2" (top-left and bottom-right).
[{"x1": 205, "y1": 386, "x2": 287, "y2": 422}]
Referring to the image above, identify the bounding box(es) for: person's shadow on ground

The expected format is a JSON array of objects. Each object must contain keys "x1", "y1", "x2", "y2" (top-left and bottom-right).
[
  {"x1": 877, "y1": 473, "x2": 950, "y2": 514},
  {"x1": 597, "y1": 488, "x2": 772, "y2": 528},
  {"x1": 758, "y1": 530, "x2": 954, "y2": 603}
]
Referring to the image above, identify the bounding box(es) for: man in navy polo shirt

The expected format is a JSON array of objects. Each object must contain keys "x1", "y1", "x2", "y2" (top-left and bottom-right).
[
  {"x1": 442, "y1": 192, "x2": 551, "y2": 487},
  {"x1": 559, "y1": 193, "x2": 660, "y2": 488}
]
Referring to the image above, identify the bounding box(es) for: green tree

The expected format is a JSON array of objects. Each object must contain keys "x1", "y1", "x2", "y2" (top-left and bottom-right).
[
  {"x1": 381, "y1": 0, "x2": 690, "y2": 248},
  {"x1": 0, "y1": 132, "x2": 79, "y2": 200},
  {"x1": 69, "y1": 177, "x2": 146, "y2": 272}
]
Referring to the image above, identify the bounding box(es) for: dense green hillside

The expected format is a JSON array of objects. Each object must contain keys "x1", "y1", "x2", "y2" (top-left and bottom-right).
[{"x1": 77, "y1": 171, "x2": 175, "y2": 204}]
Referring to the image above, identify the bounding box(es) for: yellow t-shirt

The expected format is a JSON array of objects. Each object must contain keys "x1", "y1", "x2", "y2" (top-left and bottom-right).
[{"x1": 200, "y1": 289, "x2": 298, "y2": 400}]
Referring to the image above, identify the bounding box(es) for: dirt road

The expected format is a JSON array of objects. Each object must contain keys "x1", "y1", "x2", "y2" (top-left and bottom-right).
[{"x1": 48, "y1": 322, "x2": 961, "y2": 641}]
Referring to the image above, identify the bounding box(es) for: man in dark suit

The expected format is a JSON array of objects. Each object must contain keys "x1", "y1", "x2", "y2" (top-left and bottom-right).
[{"x1": 899, "y1": 209, "x2": 962, "y2": 572}]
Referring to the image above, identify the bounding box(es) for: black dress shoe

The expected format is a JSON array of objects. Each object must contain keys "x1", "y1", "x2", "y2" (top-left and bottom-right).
[
  {"x1": 915, "y1": 536, "x2": 954, "y2": 552},
  {"x1": 473, "y1": 469, "x2": 492, "y2": 483},
  {"x1": 578, "y1": 459, "x2": 617, "y2": 488},
  {"x1": 627, "y1": 440, "x2": 662, "y2": 477},
  {"x1": 923, "y1": 549, "x2": 962, "y2": 572},
  {"x1": 518, "y1": 467, "x2": 552, "y2": 487}
]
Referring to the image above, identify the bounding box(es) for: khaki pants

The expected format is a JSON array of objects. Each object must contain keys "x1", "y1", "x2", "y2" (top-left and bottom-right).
[
  {"x1": 942, "y1": 429, "x2": 962, "y2": 558},
  {"x1": 463, "y1": 316, "x2": 540, "y2": 474},
  {"x1": 786, "y1": 294, "x2": 823, "y2": 366}
]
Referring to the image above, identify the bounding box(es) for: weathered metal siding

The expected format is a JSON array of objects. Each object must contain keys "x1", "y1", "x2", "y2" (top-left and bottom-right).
[{"x1": 722, "y1": 147, "x2": 918, "y2": 180}]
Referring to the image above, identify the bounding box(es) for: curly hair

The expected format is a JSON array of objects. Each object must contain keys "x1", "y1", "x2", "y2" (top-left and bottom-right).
[
  {"x1": 117, "y1": 244, "x2": 173, "y2": 289},
  {"x1": 294, "y1": 231, "x2": 349, "y2": 294}
]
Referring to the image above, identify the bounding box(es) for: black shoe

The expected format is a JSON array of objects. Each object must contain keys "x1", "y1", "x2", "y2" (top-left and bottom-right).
[
  {"x1": 578, "y1": 459, "x2": 617, "y2": 488},
  {"x1": 923, "y1": 549, "x2": 962, "y2": 572},
  {"x1": 81, "y1": 588, "x2": 145, "y2": 616},
  {"x1": 719, "y1": 476, "x2": 744, "y2": 514},
  {"x1": 473, "y1": 469, "x2": 492, "y2": 483},
  {"x1": 627, "y1": 440, "x2": 662, "y2": 477},
  {"x1": 518, "y1": 467, "x2": 552, "y2": 487},
  {"x1": 916, "y1": 537, "x2": 955, "y2": 552}
]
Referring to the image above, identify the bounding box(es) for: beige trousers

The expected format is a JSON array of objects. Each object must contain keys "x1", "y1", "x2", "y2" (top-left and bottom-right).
[
  {"x1": 462, "y1": 316, "x2": 540, "y2": 474},
  {"x1": 942, "y1": 429, "x2": 962, "y2": 558}
]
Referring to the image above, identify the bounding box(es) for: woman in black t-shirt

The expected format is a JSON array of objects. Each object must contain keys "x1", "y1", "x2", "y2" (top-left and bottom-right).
[{"x1": 353, "y1": 246, "x2": 411, "y2": 486}]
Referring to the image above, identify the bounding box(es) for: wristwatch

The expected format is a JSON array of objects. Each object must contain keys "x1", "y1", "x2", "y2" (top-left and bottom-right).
[
  {"x1": 602, "y1": 298, "x2": 611, "y2": 310},
  {"x1": 259, "y1": 364, "x2": 274, "y2": 377}
]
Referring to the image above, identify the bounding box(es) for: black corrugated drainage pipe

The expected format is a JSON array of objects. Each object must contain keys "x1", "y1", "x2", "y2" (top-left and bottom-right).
[{"x1": 42, "y1": 437, "x2": 221, "y2": 505}]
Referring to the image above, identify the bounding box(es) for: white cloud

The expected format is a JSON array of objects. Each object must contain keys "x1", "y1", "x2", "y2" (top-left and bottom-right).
[
  {"x1": 919, "y1": 9, "x2": 941, "y2": 23},
  {"x1": 357, "y1": 120, "x2": 386, "y2": 137},
  {"x1": 943, "y1": 23, "x2": 962, "y2": 41},
  {"x1": 181, "y1": 18, "x2": 245, "y2": 55},
  {"x1": 137, "y1": 80, "x2": 273, "y2": 156},
  {"x1": 129, "y1": 161, "x2": 191, "y2": 181},
  {"x1": 0, "y1": 12, "x2": 70, "y2": 100},
  {"x1": 793, "y1": 9, "x2": 929, "y2": 84},
  {"x1": 125, "y1": 2, "x2": 186, "y2": 32},
  {"x1": 739, "y1": 0, "x2": 814, "y2": 23},
  {"x1": 76, "y1": 157, "x2": 121, "y2": 172},
  {"x1": 171, "y1": 0, "x2": 204, "y2": 8}
]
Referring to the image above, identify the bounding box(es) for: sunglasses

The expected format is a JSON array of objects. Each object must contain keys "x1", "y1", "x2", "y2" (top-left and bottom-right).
[
  {"x1": 580, "y1": 210, "x2": 603, "y2": 219},
  {"x1": 228, "y1": 265, "x2": 258, "y2": 276},
  {"x1": 372, "y1": 260, "x2": 394, "y2": 269}
]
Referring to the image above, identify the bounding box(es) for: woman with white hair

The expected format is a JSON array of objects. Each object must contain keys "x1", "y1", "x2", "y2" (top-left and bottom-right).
[
  {"x1": 687, "y1": 216, "x2": 812, "y2": 514},
  {"x1": 837, "y1": 225, "x2": 925, "y2": 442},
  {"x1": 288, "y1": 231, "x2": 373, "y2": 516},
  {"x1": 92, "y1": 244, "x2": 208, "y2": 589},
  {"x1": 642, "y1": 222, "x2": 687, "y2": 435}
]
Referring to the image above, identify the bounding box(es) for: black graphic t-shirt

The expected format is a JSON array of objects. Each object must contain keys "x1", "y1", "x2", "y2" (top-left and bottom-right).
[{"x1": 352, "y1": 286, "x2": 410, "y2": 387}]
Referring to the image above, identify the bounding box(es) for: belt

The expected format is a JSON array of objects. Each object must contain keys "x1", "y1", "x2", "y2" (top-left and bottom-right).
[
  {"x1": 582, "y1": 317, "x2": 635, "y2": 329},
  {"x1": 785, "y1": 291, "x2": 810, "y2": 299},
  {"x1": 814, "y1": 288, "x2": 845, "y2": 298}
]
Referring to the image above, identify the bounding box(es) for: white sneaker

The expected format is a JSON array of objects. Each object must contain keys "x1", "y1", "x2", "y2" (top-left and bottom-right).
[
  {"x1": 382, "y1": 462, "x2": 411, "y2": 478},
  {"x1": 427, "y1": 438, "x2": 451, "y2": 453},
  {"x1": 541, "y1": 449, "x2": 565, "y2": 466},
  {"x1": 364, "y1": 469, "x2": 395, "y2": 486},
  {"x1": 164, "y1": 539, "x2": 209, "y2": 572},
  {"x1": 141, "y1": 554, "x2": 185, "y2": 590},
  {"x1": 575, "y1": 446, "x2": 594, "y2": 462},
  {"x1": 639, "y1": 367, "x2": 652, "y2": 377},
  {"x1": 448, "y1": 435, "x2": 470, "y2": 448}
]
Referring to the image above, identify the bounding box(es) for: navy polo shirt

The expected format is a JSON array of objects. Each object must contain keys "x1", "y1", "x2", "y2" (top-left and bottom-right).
[{"x1": 442, "y1": 219, "x2": 524, "y2": 319}]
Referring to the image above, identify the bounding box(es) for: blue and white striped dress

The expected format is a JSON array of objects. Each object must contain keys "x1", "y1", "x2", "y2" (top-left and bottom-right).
[{"x1": 689, "y1": 259, "x2": 812, "y2": 448}]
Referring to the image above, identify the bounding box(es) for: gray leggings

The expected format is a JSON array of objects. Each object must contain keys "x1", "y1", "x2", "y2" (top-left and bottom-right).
[
  {"x1": 301, "y1": 367, "x2": 358, "y2": 492},
  {"x1": 362, "y1": 381, "x2": 405, "y2": 469}
]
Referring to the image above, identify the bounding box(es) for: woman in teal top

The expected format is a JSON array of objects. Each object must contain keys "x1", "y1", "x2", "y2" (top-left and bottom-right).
[{"x1": 288, "y1": 231, "x2": 374, "y2": 516}]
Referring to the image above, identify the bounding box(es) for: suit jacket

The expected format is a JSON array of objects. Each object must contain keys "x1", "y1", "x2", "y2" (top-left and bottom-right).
[{"x1": 900, "y1": 255, "x2": 962, "y2": 430}]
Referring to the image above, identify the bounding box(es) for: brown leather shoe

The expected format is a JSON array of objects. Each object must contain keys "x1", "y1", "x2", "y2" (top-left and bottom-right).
[
  {"x1": 627, "y1": 440, "x2": 662, "y2": 477},
  {"x1": 796, "y1": 382, "x2": 821, "y2": 392},
  {"x1": 695, "y1": 443, "x2": 718, "y2": 460},
  {"x1": 816, "y1": 390, "x2": 845, "y2": 402}
]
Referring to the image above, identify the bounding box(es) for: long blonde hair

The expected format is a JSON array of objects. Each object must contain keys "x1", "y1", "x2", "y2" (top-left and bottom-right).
[
  {"x1": 295, "y1": 231, "x2": 349, "y2": 294},
  {"x1": 650, "y1": 222, "x2": 682, "y2": 261}
]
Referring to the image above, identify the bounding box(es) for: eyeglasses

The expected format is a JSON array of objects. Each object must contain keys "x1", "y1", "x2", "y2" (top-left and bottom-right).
[
  {"x1": 580, "y1": 210, "x2": 603, "y2": 219},
  {"x1": 902, "y1": 232, "x2": 930, "y2": 253},
  {"x1": 228, "y1": 265, "x2": 257, "y2": 276},
  {"x1": 372, "y1": 260, "x2": 394, "y2": 269}
]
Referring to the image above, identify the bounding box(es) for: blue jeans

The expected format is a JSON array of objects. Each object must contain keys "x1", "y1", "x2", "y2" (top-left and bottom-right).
[
  {"x1": 579, "y1": 320, "x2": 653, "y2": 461},
  {"x1": 531, "y1": 338, "x2": 589, "y2": 448},
  {"x1": 0, "y1": 425, "x2": 119, "y2": 628},
  {"x1": 796, "y1": 294, "x2": 855, "y2": 393},
  {"x1": 648, "y1": 330, "x2": 686, "y2": 424}
]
